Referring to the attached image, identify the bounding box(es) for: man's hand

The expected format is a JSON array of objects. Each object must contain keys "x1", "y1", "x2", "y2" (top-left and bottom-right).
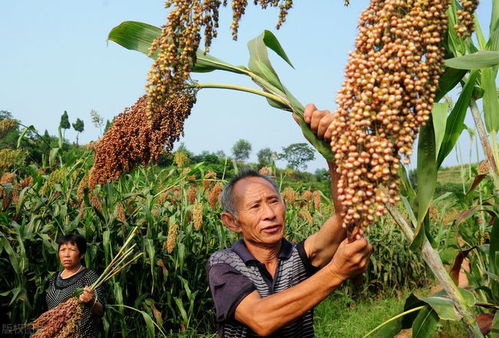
[
  {"x1": 325, "y1": 232, "x2": 372, "y2": 282},
  {"x1": 303, "y1": 104, "x2": 334, "y2": 141}
]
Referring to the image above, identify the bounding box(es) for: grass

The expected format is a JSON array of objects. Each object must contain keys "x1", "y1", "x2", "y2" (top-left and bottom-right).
[
  {"x1": 314, "y1": 290, "x2": 409, "y2": 337},
  {"x1": 313, "y1": 288, "x2": 468, "y2": 338}
]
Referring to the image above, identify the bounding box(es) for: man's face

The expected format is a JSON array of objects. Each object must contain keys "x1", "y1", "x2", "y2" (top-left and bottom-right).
[{"x1": 231, "y1": 177, "x2": 286, "y2": 246}]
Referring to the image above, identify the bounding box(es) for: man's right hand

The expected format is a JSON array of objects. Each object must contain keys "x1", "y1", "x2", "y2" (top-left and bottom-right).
[{"x1": 325, "y1": 233, "x2": 372, "y2": 282}]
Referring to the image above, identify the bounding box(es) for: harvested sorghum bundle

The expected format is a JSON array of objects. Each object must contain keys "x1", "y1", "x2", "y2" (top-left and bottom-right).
[
  {"x1": 89, "y1": 91, "x2": 195, "y2": 187},
  {"x1": 32, "y1": 297, "x2": 82, "y2": 338},
  {"x1": 329, "y1": 0, "x2": 466, "y2": 232}
]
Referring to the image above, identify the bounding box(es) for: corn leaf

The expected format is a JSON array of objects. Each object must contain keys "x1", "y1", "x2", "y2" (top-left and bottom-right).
[
  {"x1": 437, "y1": 71, "x2": 479, "y2": 167},
  {"x1": 108, "y1": 21, "x2": 246, "y2": 74},
  {"x1": 434, "y1": 67, "x2": 467, "y2": 102},
  {"x1": 412, "y1": 305, "x2": 439, "y2": 338},
  {"x1": 482, "y1": 67, "x2": 499, "y2": 133},
  {"x1": 444, "y1": 51, "x2": 499, "y2": 70},
  {"x1": 411, "y1": 117, "x2": 437, "y2": 250}
]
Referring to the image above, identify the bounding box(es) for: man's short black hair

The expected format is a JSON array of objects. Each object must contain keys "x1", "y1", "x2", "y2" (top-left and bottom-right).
[
  {"x1": 57, "y1": 233, "x2": 87, "y2": 256},
  {"x1": 220, "y1": 169, "x2": 280, "y2": 217}
]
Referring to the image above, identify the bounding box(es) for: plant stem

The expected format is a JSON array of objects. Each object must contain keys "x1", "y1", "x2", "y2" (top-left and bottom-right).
[
  {"x1": 385, "y1": 204, "x2": 484, "y2": 337},
  {"x1": 469, "y1": 99, "x2": 499, "y2": 195},
  {"x1": 193, "y1": 82, "x2": 289, "y2": 107}
]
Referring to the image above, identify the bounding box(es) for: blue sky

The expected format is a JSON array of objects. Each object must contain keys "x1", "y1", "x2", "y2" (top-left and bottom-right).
[{"x1": 0, "y1": 0, "x2": 491, "y2": 172}]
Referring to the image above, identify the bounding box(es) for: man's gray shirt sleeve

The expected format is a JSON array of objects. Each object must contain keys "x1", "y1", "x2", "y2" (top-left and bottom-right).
[{"x1": 208, "y1": 264, "x2": 256, "y2": 322}]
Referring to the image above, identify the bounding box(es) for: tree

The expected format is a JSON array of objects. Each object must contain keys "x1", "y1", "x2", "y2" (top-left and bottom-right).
[
  {"x1": 104, "y1": 119, "x2": 112, "y2": 133},
  {"x1": 231, "y1": 139, "x2": 252, "y2": 162},
  {"x1": 59, "y1": 111, "x2": 70, "y2": 139},
  {"x1": 90, "y1": 109, "x2": 104, "y2": 135},
  {"x1": 72, "y1": 118, "x2": 84, "y2": 145},
  {"x1": 280, "y1": 143, "x2": 315, "y2": 171},
  {"x1": 257, "y1": 147, "x2": 276, "y2": 168}
]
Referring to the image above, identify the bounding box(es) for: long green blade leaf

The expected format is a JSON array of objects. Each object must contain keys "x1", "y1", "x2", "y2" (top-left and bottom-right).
[
  {"x1": 482, "y1": 67, "x2": 499, "y2": 133},
  {"x1": 444, "y1": 51, "x2": 499, "y2": 70},
  {"x1": 437, "y1": 71, "x2": 479, "y2": 167},
  {"x1": 108, "y1": 21, "x2": 246, "y2": 74},
  {"x1": 107, "y1": 21, "x2": 160, "y2": 56},
  {"x1": 416, "y1": 295, "x2": 460, "y2": 321},
  {"x1": 411, "y1": 116, "x2": 437, "y2": 249},
  {"x1": 412, "y1": 305, "x2": 439, "y2": 338},
  {"x1": 434, "y1": 67, "x2": 467, "y2": 102},
  {"x1": 432, "y1": 102, "x2": 449, "y2": 157},
  {"x1": 247, "y1": 32, "x2": 283, "y2": 89},
  {"x1": 262, "y1": 30, "x2": 294, "y2": 68}
]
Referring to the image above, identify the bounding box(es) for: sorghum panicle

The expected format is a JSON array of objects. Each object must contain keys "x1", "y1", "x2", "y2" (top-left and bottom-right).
[
  {"x1": 89, "y1": 92, "x2": 195, "y2": 187},
  {"x1": 330, "y1": 0, "x2": 453, "y2": 232}
]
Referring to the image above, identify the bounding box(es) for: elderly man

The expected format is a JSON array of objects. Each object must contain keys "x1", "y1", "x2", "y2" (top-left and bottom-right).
[{"x1": 208, "y1": 105, "x2": 372, "y2": 337}]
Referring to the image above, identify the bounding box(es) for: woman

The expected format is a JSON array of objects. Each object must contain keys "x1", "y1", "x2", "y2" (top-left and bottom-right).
[{"x1": 46, "y1": 233, "x2": 104, "y2": 337}]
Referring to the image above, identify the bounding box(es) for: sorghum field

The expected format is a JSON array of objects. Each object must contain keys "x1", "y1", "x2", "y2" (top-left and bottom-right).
[{"x1": 1, "y1": 0, "x2": 498, "y2": 337}]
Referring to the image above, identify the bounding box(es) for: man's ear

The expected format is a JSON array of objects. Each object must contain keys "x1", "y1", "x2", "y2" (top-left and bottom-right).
[{"x1": 221, "y1": 212, "x2": 241, "y2": 233}]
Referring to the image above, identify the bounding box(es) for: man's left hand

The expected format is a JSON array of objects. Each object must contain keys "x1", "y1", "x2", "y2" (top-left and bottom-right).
[{"x1": 303, "y1": 104, "x2": 334, "y2": 141}]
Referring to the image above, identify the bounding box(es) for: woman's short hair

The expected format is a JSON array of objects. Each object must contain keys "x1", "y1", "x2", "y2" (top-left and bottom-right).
[{"x1": 57, "y1": 233, "x2": 87, "y2": 256}]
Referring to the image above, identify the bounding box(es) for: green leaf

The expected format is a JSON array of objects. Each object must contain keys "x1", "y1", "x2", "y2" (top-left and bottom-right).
[
  {"x1": 17, "y1": 125, "x2": 36, "y2": 148},
  {"x1": 416, "y1": 295, "x2": 460, "y2": 321},
  {"x1": 491, "y1": 311, "x2": 499, "y2": 337},
  {"x1": 193, "y1": 51, "x2": 247, "y2": 74},
  {"x1": 490, "y1": 0, "x2": 499, "y2": 45},
  {"x1": 108, "y1": 21, "x2": 246, "y2": 74},
  {"x1": 247, "y1": 32, "x2": 283, "y2": 90},
  {"x1": 411, "y1": 117, "x2": 437, "y2": 250},
  {"x1": 401, "y1": 196, "x2": 417, "y2": 228},
  {"x1": 261, "y1": 30, "x2": 294, "y2": 68},
  {"x1": 437, "y1": 71, "x2": 479, "y2": 167},
  {"x1": 398, "y1": 165, "x2": 416, "y2": 206},
  {"x1": 402, "y1": 294, "x2": 426, "y2": 329},
  {"x1": 252, "y1": 60, "x2": 286, "y2": 94},
  {"x1": 458, "y1": 287, "x2": 477, "y2": 308},
  {"x1": 446, "y1": 1, "x2": 467, "y2": 56},
  {"x1": 432, "y1": 103, "x2": 449, "y2": 157},
  {"x1": 108, "y1": 21, "x2": 161, "y2": 56},
  {"x1": 174, "y1": 297, "x2": 189, "y2": 324},
  {"x1": 444, "y1": 51, "x2": 499, "y2": 69},
  {"x1": 482, "y1": 67, "x2": 499, "y2": 133},
  {"x1": 412, "y1": 305, "x2": 440, "y2": 338},
  {"x1": 491, "y1": 216, "x2": 499, "y2": 275},
  {"x1": 435, "y1": 67, "x2": 467, "y2": 102}
]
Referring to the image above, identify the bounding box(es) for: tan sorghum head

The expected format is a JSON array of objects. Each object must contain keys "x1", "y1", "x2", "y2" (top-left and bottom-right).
[
  {"x1": 193, "y1": 201, "x2": 203, "y2": 230},
  {"x1": 165, "y1": 222, "x2": 179, "y2": 254},
  {"x1": 329, "y1": 0, "x2": 459, "y2": 233}
]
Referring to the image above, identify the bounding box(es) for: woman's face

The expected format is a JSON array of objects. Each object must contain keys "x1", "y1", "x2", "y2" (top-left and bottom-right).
[{"x1": 58, "y1": 242, "x2": 82, "y2": 269}]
